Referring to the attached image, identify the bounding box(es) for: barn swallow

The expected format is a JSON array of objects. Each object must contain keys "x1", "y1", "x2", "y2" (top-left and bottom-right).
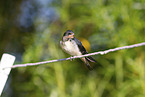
[{"x1": 60, "y1": 30, "x2": 99, "y2": 70}]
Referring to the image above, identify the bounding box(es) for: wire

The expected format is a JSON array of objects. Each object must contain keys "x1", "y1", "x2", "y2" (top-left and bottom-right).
[{"x1": 3, "y1": 42, "x2": 145, "y2": 69}]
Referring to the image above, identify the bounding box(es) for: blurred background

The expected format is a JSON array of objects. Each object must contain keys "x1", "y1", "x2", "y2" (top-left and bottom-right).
[{"x1": 0, "y1": 0, "x2": 145, "y2": 97}]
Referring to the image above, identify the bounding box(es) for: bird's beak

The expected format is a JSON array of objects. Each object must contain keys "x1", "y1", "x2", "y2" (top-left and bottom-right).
[{"x1": 68, "y1": 33, "x2": 74, "y2": 38}]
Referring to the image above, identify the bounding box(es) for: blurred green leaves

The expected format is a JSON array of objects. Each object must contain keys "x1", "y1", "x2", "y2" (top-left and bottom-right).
[{"x1": 0, "y1": 0, "x2": 145, "y2": 97}]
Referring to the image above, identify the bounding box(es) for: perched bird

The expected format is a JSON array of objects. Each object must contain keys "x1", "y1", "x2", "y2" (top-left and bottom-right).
[{"x1": 60, "y1": 30, "x2": 99, "y2": 70}]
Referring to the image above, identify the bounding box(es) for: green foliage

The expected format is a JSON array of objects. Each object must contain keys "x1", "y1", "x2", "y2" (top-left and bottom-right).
[{"x1": 1, "y1": 0, "x2": 145, "y2": 97}]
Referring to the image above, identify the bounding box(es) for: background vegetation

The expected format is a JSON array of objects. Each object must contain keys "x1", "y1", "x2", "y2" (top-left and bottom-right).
[{"x1": 0, "y1": 0, "x2": 145, "y2": 97}]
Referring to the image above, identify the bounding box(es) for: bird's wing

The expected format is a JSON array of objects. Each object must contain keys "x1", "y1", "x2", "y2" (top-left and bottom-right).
[
  {"x1": 73, "y1": 37, "x2": 88, "y2": 55},
  {"x1": 74, "y1": 37, "x2": 98, "y2": 63}
]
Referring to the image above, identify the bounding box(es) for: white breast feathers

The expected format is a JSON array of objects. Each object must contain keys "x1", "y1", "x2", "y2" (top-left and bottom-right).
[{"x1": 60, "y1": 39, "x2": 82, "y2": 56}]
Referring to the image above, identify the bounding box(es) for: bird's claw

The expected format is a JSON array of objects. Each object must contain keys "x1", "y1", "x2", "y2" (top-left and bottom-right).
[{"x1": 70, "y1": 56, "x2": 74, "y2": 61}]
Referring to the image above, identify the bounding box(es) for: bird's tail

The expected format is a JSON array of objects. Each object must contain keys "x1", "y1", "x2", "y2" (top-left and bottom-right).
[
  {"x1": 85, "y1": 56, "x2": 97, "y2": 62},
  {"x1": 81, "y1": 57, "x2": 93, "y2": 70},
  {"x1": 85, "y1": 56, "x2": 101, "y2": 67}
]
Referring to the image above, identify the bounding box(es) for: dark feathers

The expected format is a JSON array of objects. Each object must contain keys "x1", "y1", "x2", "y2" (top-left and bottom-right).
[
  {"x1": 73, "y1": 37, "x2": 100, "y2": 70},
  {"x1": 73, "y1": 37, "x2": 88, "y2": 55}
]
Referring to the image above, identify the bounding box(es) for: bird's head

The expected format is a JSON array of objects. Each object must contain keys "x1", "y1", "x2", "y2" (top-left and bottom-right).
[{"x1": 62, "y1": 30, "x2": 75, "y2": 41}]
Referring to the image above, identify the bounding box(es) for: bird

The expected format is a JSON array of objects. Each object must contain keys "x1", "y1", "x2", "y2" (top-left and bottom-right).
[{"x1": 60, "y1": 30, "x2": 99, "y2": 70}]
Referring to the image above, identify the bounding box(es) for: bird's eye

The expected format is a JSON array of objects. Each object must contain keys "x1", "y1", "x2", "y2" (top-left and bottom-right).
[{"x1": 68, "y1": 33, "x2": 71, "y2": 35}]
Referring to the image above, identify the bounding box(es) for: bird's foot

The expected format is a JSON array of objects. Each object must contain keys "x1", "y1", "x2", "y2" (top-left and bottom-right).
[{"x1": 70, "y1": 56, "x2": 74, "y2": 61}]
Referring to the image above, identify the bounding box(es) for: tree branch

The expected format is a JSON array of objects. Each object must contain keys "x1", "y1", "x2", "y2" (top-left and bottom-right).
[{"x1": 3, "y1": 42, "x2": 145, "y2": 69}]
